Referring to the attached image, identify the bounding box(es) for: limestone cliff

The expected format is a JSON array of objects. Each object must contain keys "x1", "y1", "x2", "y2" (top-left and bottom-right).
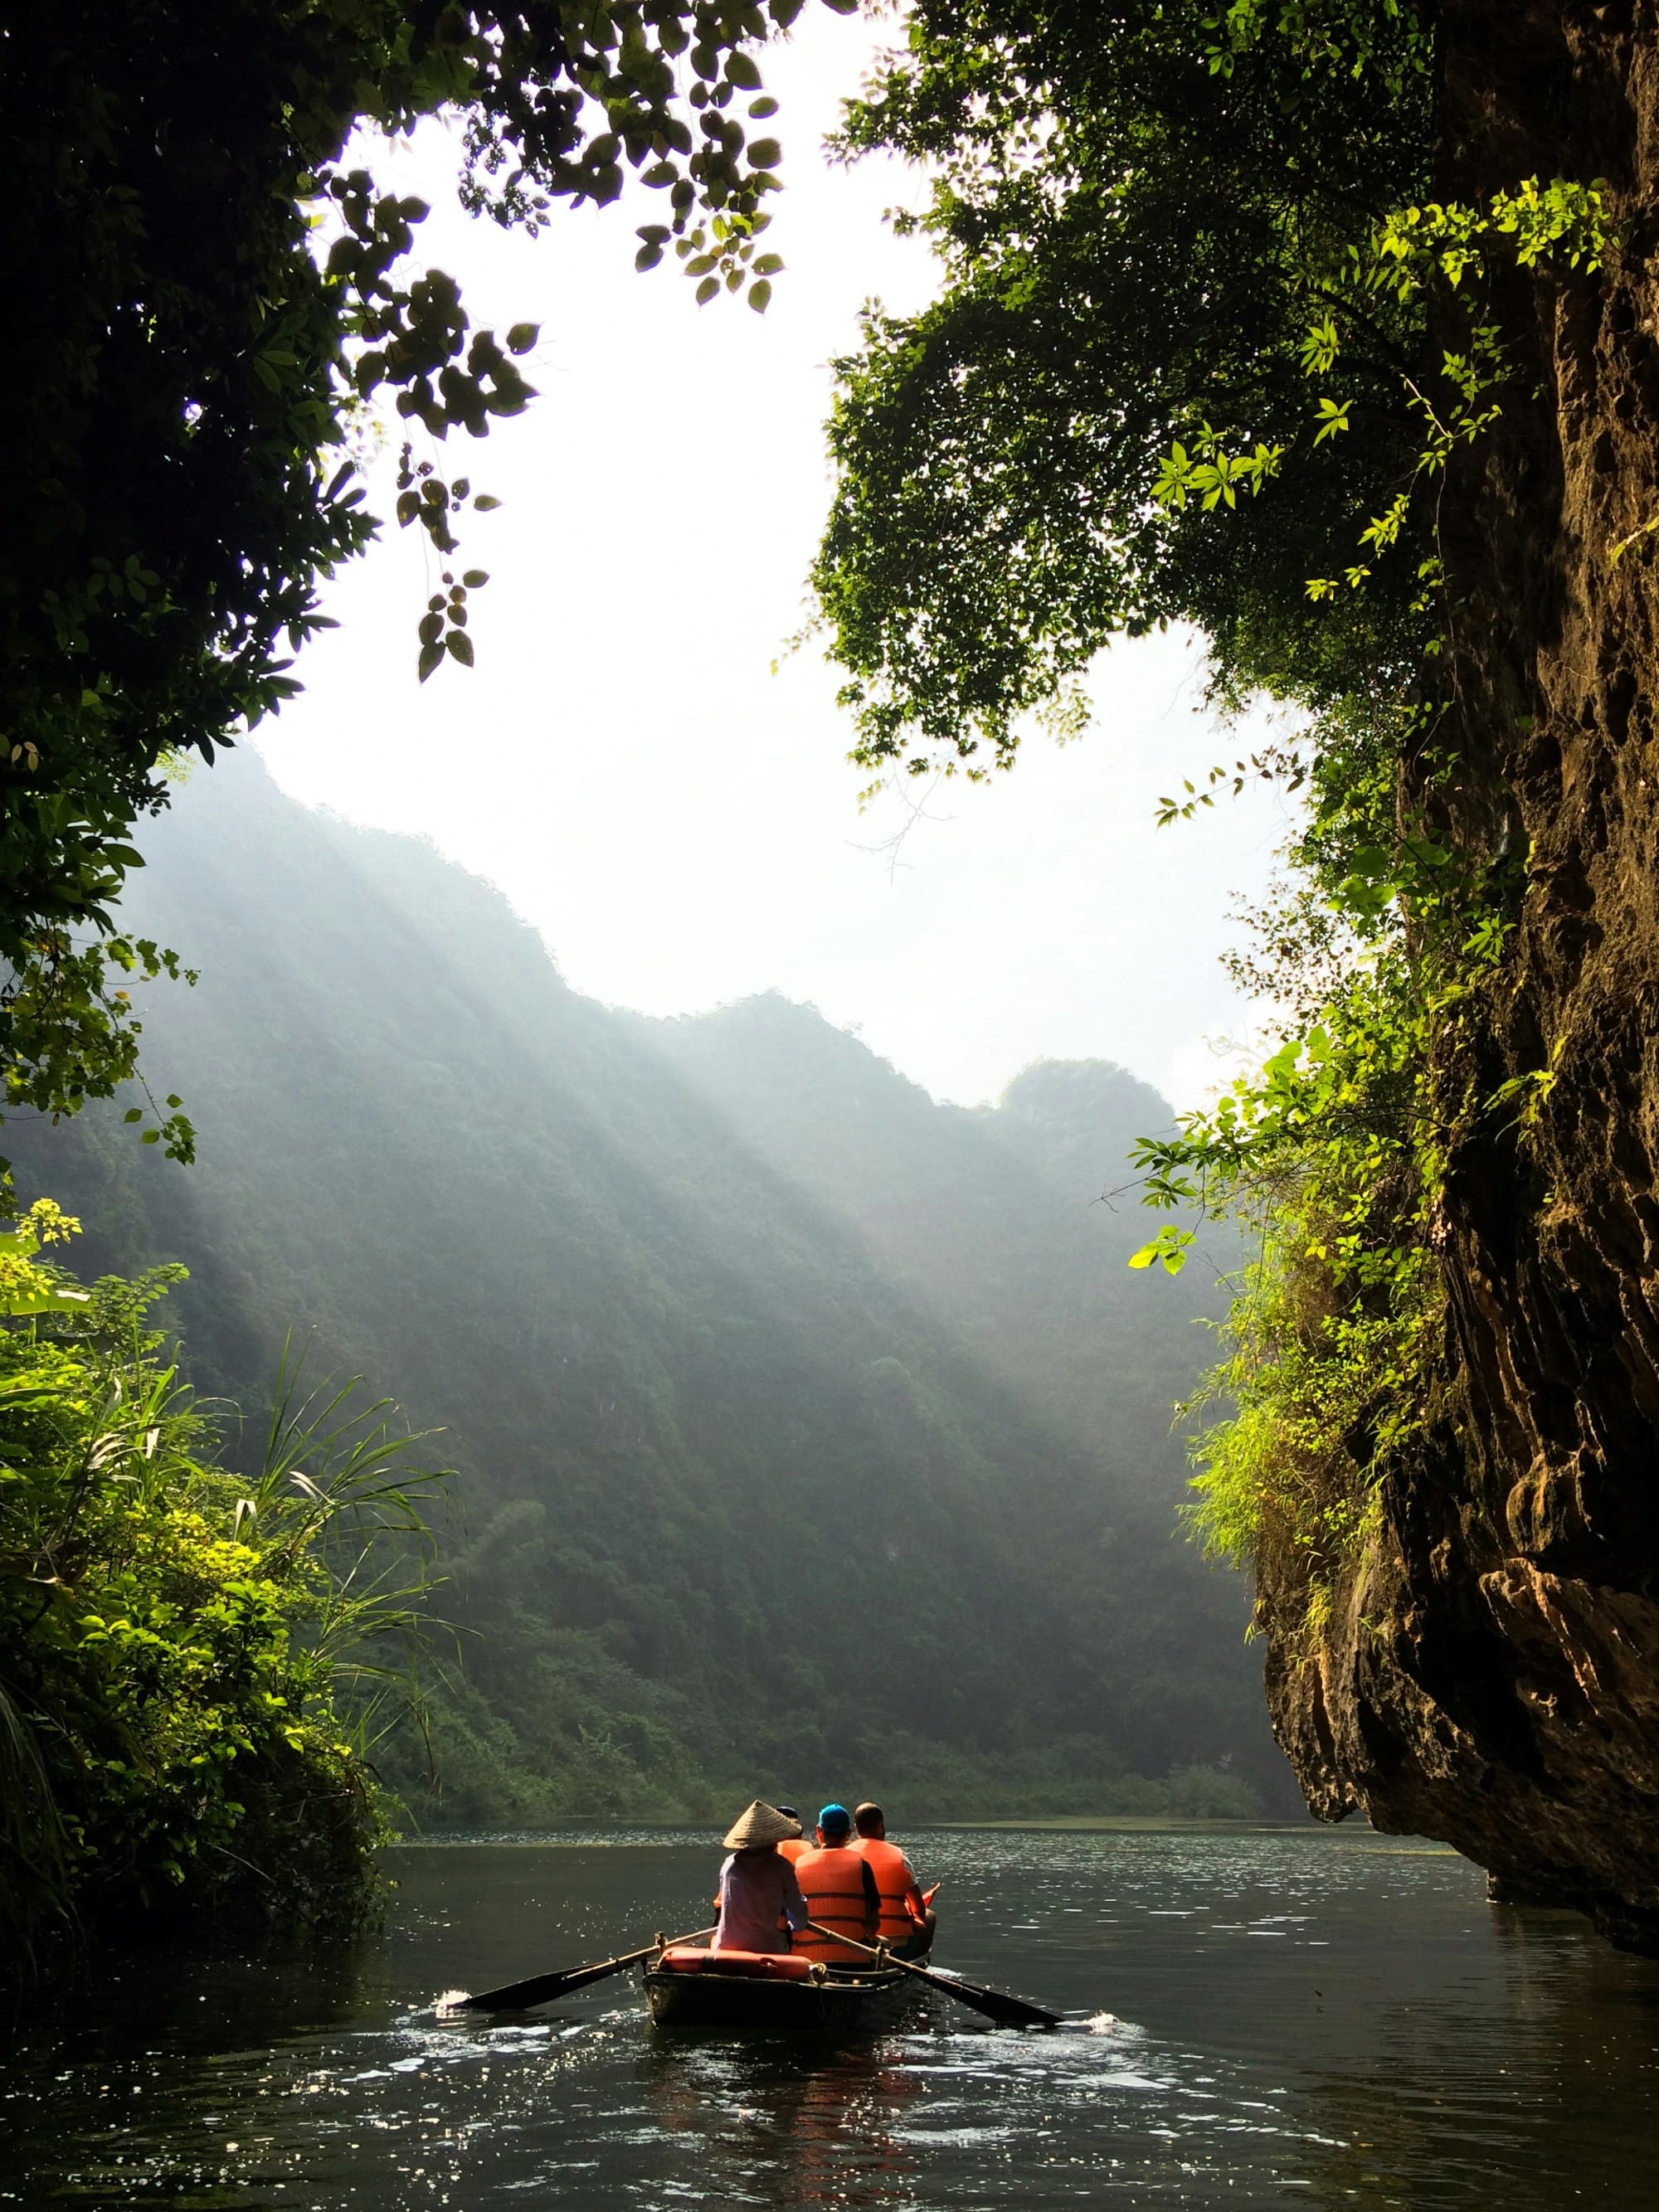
[{"x1": 1260, "y1": 1, "x2": 1659, "y2": 1947}]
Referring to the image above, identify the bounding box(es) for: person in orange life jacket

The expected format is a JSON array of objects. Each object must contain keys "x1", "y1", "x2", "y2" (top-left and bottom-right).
[
  {"x1": 712, "y1": 1800, "x2": 810, "y2": 1955},
  {"x1": 852, "y1": 1801, "x2": 935, "y2": 1958},
  {"x1": 792, "y1": 1803, "x2": 881, "y2": 1963},
  {"x1": 750, "y1": 1803, "x2": 809, "y2": 1937},
  {"x1": 774, "y1": 1806, "x2": 808, "y2": 1867}
]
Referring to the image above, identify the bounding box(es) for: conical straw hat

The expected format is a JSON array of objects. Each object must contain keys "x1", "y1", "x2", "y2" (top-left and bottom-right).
[{"x1": 722, "y1": 1799, "x2": 802, "y2": 1850}]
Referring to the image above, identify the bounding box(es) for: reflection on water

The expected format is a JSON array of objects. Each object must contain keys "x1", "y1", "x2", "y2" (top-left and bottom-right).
[{"x1": 3, "y1": 1827, "x2": 1657, "y2": 2208}]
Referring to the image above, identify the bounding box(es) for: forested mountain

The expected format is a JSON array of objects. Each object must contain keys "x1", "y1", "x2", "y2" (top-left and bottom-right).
[
  {"x1": 6, "y1": 756, "x2": 1288, "y2": 1821},
  {"x1": 653, "y1": 1004, "x2": 1216, "y2": 1473}
]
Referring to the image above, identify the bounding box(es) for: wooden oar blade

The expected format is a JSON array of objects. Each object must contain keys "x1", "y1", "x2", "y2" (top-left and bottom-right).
[
  {"x1": 455, "y1": 1954, "x2": 630, "y2": 2012},
  {"x1": 800, "y1": 1918, "x2": 1061, "y2": 2031},
  {"x1": 939, "y1": 1974, "x2": 1063, "y2": 2030},
  {"x1": 455, "y1": 1924, "x2": 717, "y2": 2013}
]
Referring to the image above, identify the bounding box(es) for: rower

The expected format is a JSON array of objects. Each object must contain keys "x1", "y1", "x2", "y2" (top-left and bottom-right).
[
  {"x1": 792, "y1": 1803, "x2": 881, "y2": 1962},
  {"x1": 713, "y1": 1800, "x2": 809, "y2": 1955},
  {"x1": 711, "y1": 1801, "x2": 808, "y2": 1928},
  {"x1": 853, "y1": 1801, "x2": 936, "y2": 1958}
]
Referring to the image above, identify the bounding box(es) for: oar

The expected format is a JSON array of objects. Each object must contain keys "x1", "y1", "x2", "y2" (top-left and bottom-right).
[
  {"x1": 803, "y1": 1921, "x2": 1062, "y2": 2030},
  {"x1": 455, "y1": 1925, "x2": 717, "y2": 2012}
]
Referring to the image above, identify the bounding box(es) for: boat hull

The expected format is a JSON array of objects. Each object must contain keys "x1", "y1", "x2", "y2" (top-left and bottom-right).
[{"x1": 643, "y1": 1951, "x2": 931, "y2": 2034}]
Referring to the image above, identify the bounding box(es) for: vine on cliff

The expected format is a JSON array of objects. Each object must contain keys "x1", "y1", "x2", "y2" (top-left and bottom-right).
[{"x1": 810, "y1": 0, "x2": 1612, "y2": 1625}]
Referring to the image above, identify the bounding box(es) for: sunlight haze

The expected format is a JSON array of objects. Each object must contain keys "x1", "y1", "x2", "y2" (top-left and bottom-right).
[{"x1": 256, "y1": 9, "x2": 1291, "y2": 1111}]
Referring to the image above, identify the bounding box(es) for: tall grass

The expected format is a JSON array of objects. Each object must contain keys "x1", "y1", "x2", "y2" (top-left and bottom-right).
[{"x1": 0, "y1": 1207, "x2": 450, "y2": 1980}]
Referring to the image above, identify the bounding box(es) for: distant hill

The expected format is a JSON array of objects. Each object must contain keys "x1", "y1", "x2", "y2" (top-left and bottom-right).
[
  {"x1": 4, "y1": 754, "x2": 1291, "y2": 1820},
  {"x1": 652, "y1": 1001, "x2": 1215, "y2": 1475}
]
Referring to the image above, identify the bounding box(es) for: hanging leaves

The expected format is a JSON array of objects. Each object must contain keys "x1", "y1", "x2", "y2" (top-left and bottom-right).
[{"x1": 3, "y1": 1, "x2": 838, "y2": 1159}]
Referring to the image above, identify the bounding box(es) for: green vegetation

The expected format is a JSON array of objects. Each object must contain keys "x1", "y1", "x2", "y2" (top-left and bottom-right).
[
  {"x1": 6, "y1": 758, "x2": 1289, "y2": 1830},
  {"x1": 1, "y1": 0, "x2": 844, "y2": 1177},
  {"x1": 0, "y1": 1202, "x2": 444, "y2": 1974},
  {"x1": 810, "y1": 1, "x2": 1612, "y2": 1631},
  {"x1": 814, "y1": 0, "x2": 1433, "y2": 775}
]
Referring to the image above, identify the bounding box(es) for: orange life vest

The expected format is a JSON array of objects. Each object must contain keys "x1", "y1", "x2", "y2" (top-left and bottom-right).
[
  {"x1": 793, "y1": 1844, "x2": 878, "y2": 1962},
  {"x1": 776, "y1": 1837, "x2": 807, "y2": 1865},
  {"x1": 853, "y1": 1836, "x2": 922, "y2": 1943}
]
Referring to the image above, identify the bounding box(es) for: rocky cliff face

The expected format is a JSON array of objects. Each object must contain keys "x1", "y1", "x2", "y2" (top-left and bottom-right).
[{"x1": 1261, "y1": 1, "x2": 1659, "y2": 1947}]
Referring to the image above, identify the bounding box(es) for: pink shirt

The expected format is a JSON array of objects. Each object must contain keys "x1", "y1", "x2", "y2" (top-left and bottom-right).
[{"x1": 713, "y1": 1848, "x2": 810, "y2": 1954}]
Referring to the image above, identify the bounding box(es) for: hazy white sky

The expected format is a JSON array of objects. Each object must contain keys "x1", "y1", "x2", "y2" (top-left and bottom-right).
[{"x1": 255, "y1": 8, "x2": 1293, "y2": 1111}]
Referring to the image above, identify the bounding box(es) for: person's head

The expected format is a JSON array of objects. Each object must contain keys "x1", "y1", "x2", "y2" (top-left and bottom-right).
[
  {"x1": 816, "y1": 1801, "x2": 853, "y2": 1846},
  {"x1": 723, "y1": 1799, "x2": 801, "y2": 1854},
  {"x1": 853, "y1": 1801, "x2": 885, "y2": 1840},
  {"x1": 776, "y1": 1805, "x2": 799, "y2": 1823}
]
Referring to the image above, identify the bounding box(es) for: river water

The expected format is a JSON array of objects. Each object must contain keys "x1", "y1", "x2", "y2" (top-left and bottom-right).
[{"x1": 4, "y1": 1826, "x2": 1657, "y2": 2209}]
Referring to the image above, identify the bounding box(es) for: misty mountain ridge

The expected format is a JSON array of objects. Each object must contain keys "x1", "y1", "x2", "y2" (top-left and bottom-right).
[{"x1": 4, "y1": 753, "x2": 1289, "y2": 1820}]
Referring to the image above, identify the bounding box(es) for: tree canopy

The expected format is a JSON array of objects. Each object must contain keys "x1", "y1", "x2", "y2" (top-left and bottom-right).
[
  {"x1": 813, "y1": 0, "x2": 1435, "y2": 779},
  {"x1": 0, "y1": 0, "x2": 849, "y2": 1179},
  {"x1": 811, "y1": 1, "x2": 1623, "y2": 1651}
]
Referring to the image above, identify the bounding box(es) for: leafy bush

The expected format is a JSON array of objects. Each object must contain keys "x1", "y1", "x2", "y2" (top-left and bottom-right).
[
  {"x1": 1136, "y1": 697, "x2": 1486, "y2": 1632},
  {"x1": 0, "y1": 1203, "x2": 445, "y2": 1975}
]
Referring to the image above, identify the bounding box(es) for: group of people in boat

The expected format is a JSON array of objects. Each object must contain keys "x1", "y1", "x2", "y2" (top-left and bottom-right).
[{"x1": 713, "y1": 1798, "x2": 937, "y2": 1965}]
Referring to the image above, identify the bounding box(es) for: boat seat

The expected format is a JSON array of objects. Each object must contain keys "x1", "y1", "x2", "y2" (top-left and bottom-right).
[{"x1": 659, "y1": 1946, "x2": 814, "y2": 1981}]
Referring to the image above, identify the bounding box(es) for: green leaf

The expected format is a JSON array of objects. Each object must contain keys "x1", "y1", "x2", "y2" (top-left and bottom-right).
[
  {"x1": 1129, "y1": 1227, "x2": 1194, "y2": 1276},
  {"x1": 418, "y1": 641, "x2": 445, "y2": 683},
  {"x1": 505, "y1": 322, "x2": 538, "y2": 355},
  {"x1": 748, "y1": 278, "x2": 773, "y2": 314},
  {"x1": 1, "y1": 1284, "x2": 93, "y2": 1316},
  {"x1": 445, "y1": 629, "x2": 474, "y2": 667}
]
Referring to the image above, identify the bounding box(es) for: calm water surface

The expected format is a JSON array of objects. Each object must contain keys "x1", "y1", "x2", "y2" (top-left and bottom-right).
[{"x1": 4, "y1": 1826, "x2": 1657, "y2": 2209}]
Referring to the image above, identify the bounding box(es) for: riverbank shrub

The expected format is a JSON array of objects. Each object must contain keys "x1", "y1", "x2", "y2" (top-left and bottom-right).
[{"x1": 0, "y1": 1204, "x2": 445, "y2": 1977}]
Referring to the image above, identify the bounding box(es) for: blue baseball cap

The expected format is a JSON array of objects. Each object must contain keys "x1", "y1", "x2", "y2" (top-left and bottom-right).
[{"x1": 818, "y1": 1802, "x2": 852, "y2": 1837}]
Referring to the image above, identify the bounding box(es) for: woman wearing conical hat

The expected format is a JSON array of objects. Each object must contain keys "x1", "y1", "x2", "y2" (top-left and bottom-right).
[{"x1": 713, "y1": 1800, "x2": 810, "y2": 1954}]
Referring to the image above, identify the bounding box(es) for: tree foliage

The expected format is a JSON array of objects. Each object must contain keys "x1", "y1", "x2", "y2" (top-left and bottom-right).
[
  {"x1": 0, "y1": 1204, "x2": 446, "y2": 1975},
  {"x1": 0, "y1": 0, "x2": 850, "y2": 1182},
  {"x1": 813, "y1": 0, "x2": 1434, "y2": 779},
  {"x1": 812, "y1": 0, "x2": 1620, "y2": 1612}
]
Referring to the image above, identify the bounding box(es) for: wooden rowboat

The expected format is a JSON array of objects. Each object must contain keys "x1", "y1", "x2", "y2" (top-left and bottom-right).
[{"x1": 642, "y1": 1939, "x2": 935, "y2": 2034}]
